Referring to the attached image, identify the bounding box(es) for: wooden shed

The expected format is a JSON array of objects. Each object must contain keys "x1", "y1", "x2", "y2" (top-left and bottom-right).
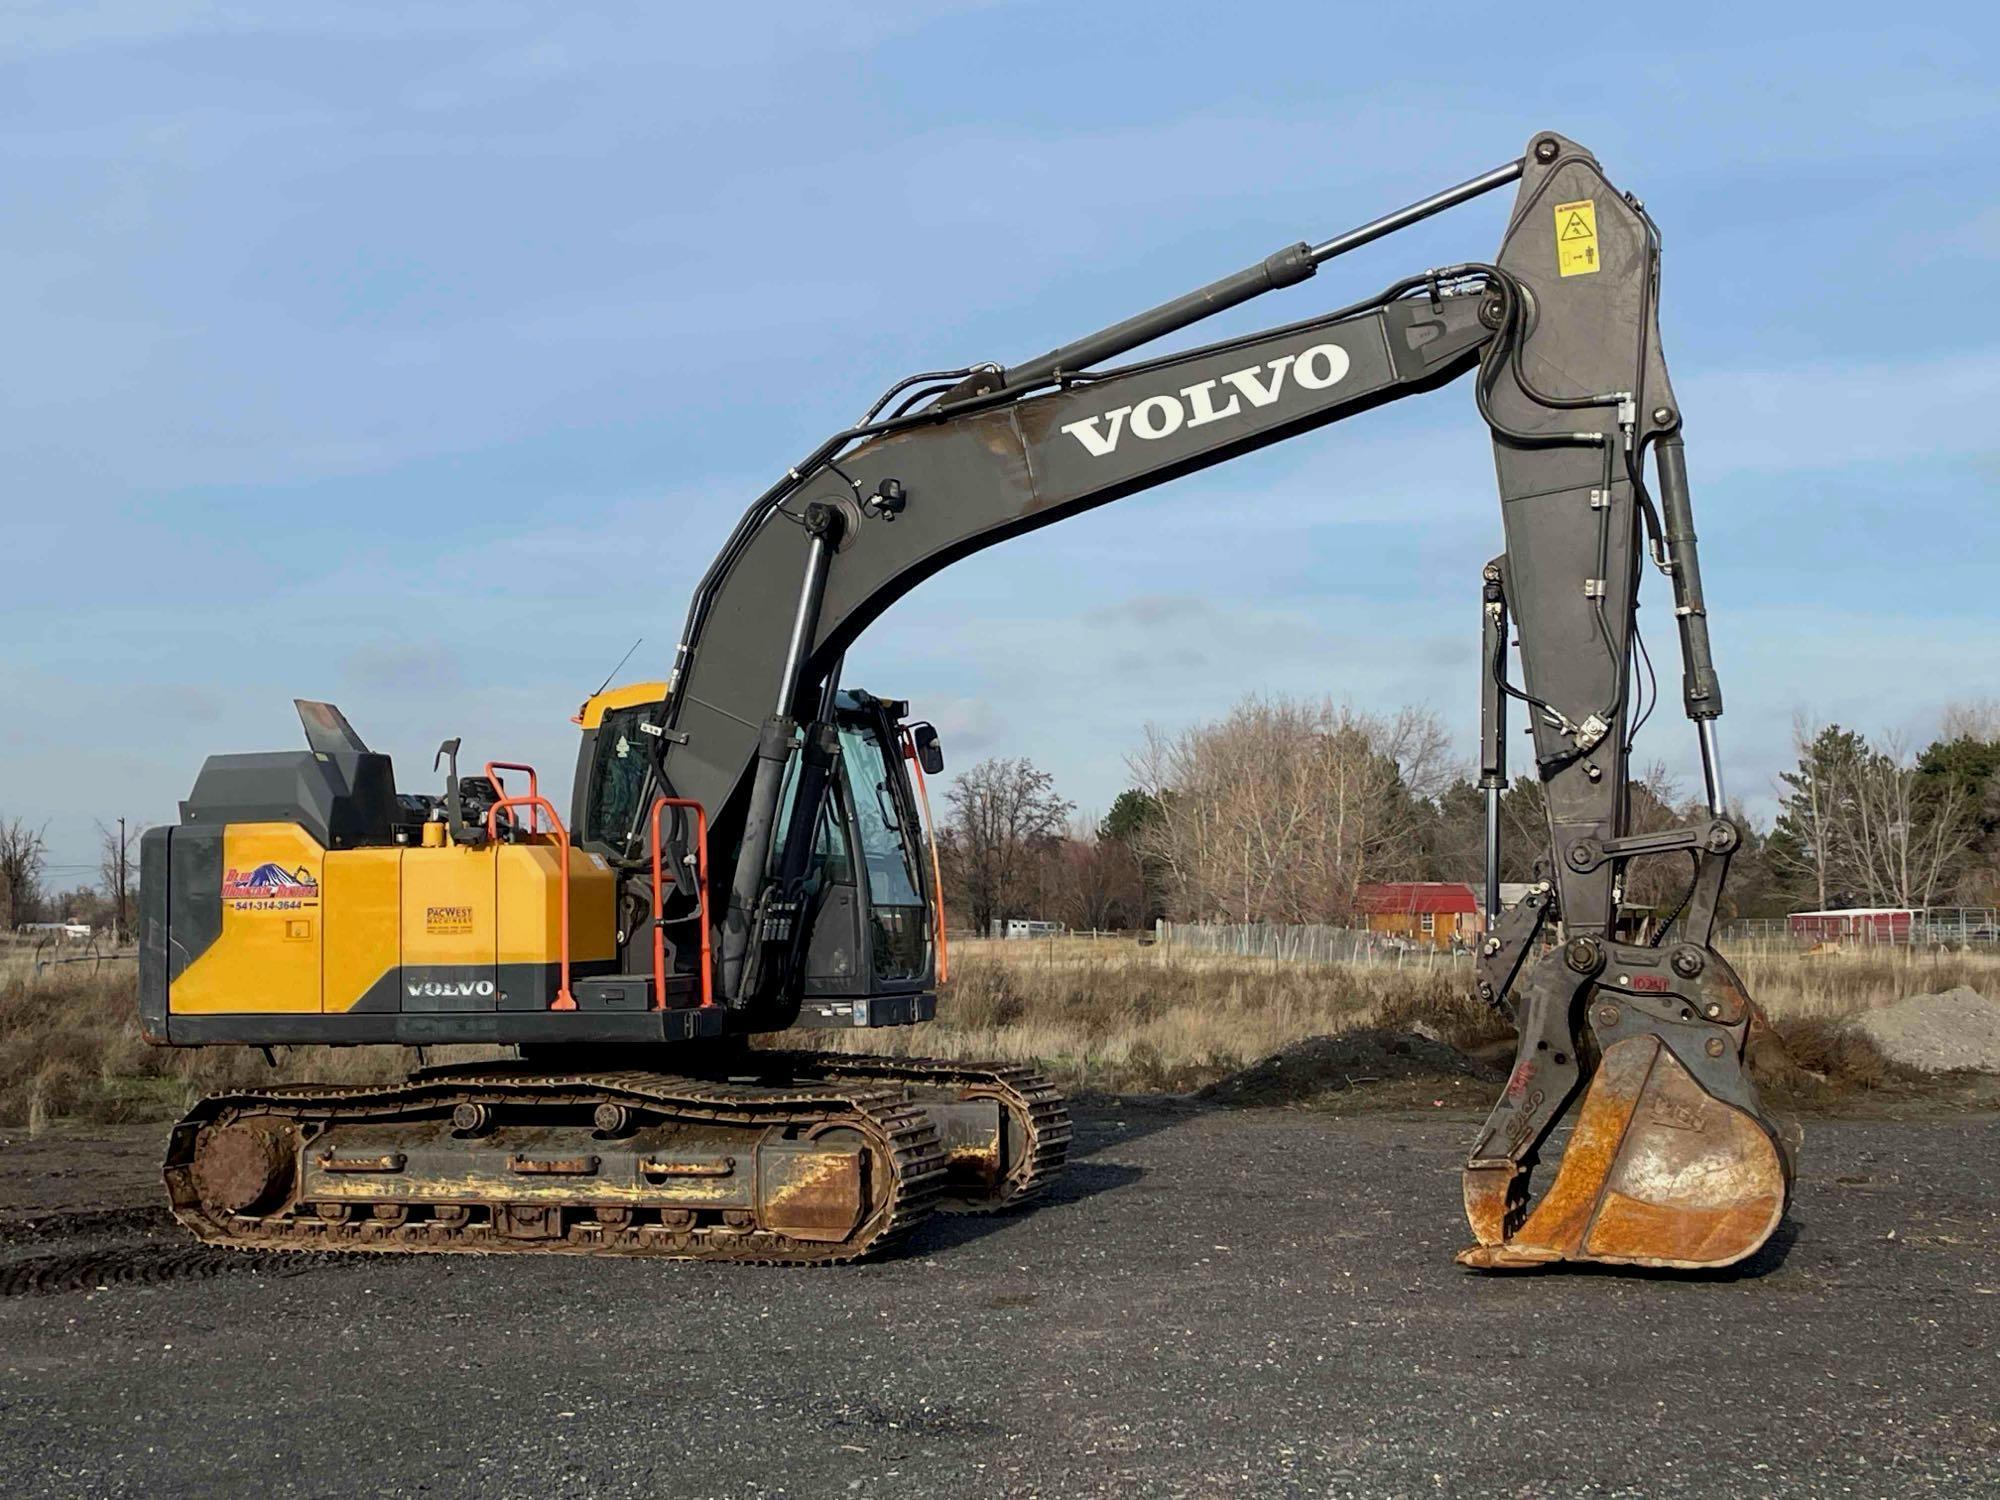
[{"x1": 1356, "y1": 882, "x2": 1482, "y2": 950}]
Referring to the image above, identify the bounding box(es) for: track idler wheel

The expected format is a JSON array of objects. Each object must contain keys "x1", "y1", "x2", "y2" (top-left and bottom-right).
[
  {"x1": 1459, "y1": 1032, "x2": 1789, "y2": 1271},
  {"x1": 191, "y1": 1116, "x2": 296, "y2": 1217}
]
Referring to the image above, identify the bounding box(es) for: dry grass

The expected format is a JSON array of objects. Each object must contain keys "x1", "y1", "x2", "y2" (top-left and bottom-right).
[
  {"x1": 821, "y1": 940, "x2": 1468, "y2": 1093},
  {"x1": 823, "y1": 937, "x2": 2000, "y2": 1099},
  {"x1": 2, "y1": 936, "x2": 1993, "y2": 1126},
  {"x1": 1730, "y1": 944, "x2": 2000, "y2": 1020},
  {"x1": 0, "y1": 951, "x2": 494, "y2": 1132}
]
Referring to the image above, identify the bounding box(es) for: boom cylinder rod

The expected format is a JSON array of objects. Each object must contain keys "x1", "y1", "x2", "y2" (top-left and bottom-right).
[
  {"x1": 1484, "y1": 789, "x2": 1502, "y2": 933},
  {"x1": 1002, "y1": 157, "x2": 1523, "y2": 391},
  {"x1": 1700, "y1": 720, "x2": 1727, "y2": 818},
  {"x1": 774, "y1": 531, "x2": 834, "y2": 717},
  {"x1": 1308, "y1": 159, "x2": 1524, "y2": 265}
]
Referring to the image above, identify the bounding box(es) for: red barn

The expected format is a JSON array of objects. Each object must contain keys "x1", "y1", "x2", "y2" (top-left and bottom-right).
[{"x1": 1357, "y1": 882, "x2": 1482, "y2": 950}]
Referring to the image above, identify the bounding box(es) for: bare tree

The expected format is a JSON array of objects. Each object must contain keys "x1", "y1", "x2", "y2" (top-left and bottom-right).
[
  {"x1": 1129, "y1": 695, "x2": 1455, "y2": 924},
  {"x1": 1941, "y1": 699, "x2": 2000, "y2": 743},
  {"x1": 97, "y1": 818, "x2": 145, "y2": 942},
  {"x1": 941, "y1": 758, "x2": 1074, "y2": 934},
  {"x1": 1836, "y1": 732, "x2": 1975, "y2": 909},
  {"x1": 1039, "y1": 817, "x2": 1145, "y2": 932},
  {"x1": 1770, "y1": 718, "x2": 1984, "y2": 911},
  {"x1": 0, "y1": 817, "x2": 49, "y2": 930}
]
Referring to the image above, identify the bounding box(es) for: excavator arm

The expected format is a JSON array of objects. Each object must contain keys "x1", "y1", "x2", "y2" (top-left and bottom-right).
[{"x1": 614, "y1": 130, "x2": 1790, "y2": 1270}]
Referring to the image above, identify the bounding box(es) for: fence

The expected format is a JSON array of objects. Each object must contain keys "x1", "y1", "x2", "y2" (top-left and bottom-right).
[
  {"x1": 1154, "y1": 920, "x2": 1473, "y2": 970},
  {"x1": 947, "y1": 928, "x2": 1129, "y2": 945},
  {"x1": 1720, "y1": 908, "x2": 1999, "y2": 950},
  {"x1": 1159, "y1": 911, "x2": 2000, "y2": 967}
]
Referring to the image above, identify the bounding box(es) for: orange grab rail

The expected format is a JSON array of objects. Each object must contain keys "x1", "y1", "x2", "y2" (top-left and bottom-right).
[
  {"x1": 484, "y1": 795, "x2": 575, "y2": 1011},
  {"x1": 648, "y1": 796, "x2": 713, "y2": 1010},
  {"x1": 902, "y1": 730, "x2": 948, "y2": 986},
  {"x1": 484, "y1": 761, "x2": 542, "y2": 831}
]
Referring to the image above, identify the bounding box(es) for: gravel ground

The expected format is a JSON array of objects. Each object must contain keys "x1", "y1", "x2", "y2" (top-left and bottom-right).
[{"x1": 1, "y1": 1103, "x2": 1996, "y2": 1499}]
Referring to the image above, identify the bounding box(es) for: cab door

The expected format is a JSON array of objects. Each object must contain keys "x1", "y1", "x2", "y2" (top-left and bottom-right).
[{"x1": 832, "y1": 705, "x2": 932, "y2": 987}]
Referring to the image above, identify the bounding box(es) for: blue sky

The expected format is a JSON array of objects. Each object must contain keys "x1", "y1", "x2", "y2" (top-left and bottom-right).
[{"x1": 4, "y1": 2, "x2": 1998, "y2": 886}]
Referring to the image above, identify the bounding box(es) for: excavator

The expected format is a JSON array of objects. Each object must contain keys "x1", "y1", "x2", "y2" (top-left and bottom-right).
[{"x1": 139, "y1": 132, "x2": 1792, "y2": 1271}]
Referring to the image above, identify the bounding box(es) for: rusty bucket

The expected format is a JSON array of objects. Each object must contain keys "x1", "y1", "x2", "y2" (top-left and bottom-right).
[{"x1": 1460, "y1": 1032, "x2": 1790, "y2": 1271}]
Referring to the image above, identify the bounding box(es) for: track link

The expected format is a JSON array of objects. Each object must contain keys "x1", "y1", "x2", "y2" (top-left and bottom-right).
[
  {"x1": 165, "y1": 1067, "x2": 947, "y2": 1265},
  {"x1": 759, "y1": 1053, "x2": 1071, "y2": 1213}
]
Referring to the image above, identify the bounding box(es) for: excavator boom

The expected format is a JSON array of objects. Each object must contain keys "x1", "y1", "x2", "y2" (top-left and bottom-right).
[{"x1": 617, "y1": 129, "x2": 1790, "y2": 1269}]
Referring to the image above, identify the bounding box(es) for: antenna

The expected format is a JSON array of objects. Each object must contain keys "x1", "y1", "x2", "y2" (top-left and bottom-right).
[{"x1": 592, "y1": 637, "x2": 645, "y2": 698}]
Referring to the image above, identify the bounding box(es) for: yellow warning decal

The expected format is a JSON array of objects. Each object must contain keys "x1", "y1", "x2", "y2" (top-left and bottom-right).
[{"x1": 1555, "y1": 198, "x2": 1599, "y2": 277}]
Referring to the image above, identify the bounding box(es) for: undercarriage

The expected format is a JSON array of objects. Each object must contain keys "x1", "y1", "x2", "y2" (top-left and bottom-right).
[{"x1": 166, "y1": 1054, "x2": 1070, "y2": 1265}]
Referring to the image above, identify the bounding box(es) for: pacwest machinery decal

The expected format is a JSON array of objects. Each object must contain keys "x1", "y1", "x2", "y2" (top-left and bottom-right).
[
  {"x1": 221, "y1": 862, "x2": 320, "y2": 911},
  {"x1": 1058, "y1": 342, "x2": 1351, "y2": 457},
  {"x1": 425, "y1": 904, "x2": 475, "y2": 936}
]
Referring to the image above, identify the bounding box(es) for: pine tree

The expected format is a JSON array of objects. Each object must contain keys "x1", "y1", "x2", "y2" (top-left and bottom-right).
[{"x1": 1766, "y1": 724, "x2": 1869, "y2": 910}]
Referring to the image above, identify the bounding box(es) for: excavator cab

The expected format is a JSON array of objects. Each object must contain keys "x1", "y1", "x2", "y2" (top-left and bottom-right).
[
  {"x1": 781, "y1": 690, "x2": 938, "y2": 1016},
  {"x1": 571, "y1": 680, "x2": 673, "y2": 854},
  {"x1": 572, "y1": 682, "x2": 942, "y2": 1025}
]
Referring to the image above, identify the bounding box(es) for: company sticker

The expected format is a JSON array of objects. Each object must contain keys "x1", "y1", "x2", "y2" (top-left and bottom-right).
[
  {"x1": 425, "y1": 904, "x2": 475, "y2": 935},
  {"x1": 222, "y1": 863, "x2": 319, "y2": 911},
  {"x1": 1555, "y1": 198, "x2": 1599, "y2": 278}
]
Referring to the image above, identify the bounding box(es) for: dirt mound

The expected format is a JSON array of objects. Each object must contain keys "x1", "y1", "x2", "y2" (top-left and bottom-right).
[
  {"x1": 1856, "y1": 986, "x2": 2000, "y2": 1074},
  {"x1": 1198, "y1": 1028, "x2": 1496, "y2": 1108}
]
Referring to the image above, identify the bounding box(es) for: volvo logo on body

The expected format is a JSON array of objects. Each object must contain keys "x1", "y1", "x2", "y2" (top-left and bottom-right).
[
  {"x1": 1058, "y1": 342, "x2": 1351, "y2": 458},
  {"x1": 407, "y1": 979, "x2": 496, "y2": 999}
]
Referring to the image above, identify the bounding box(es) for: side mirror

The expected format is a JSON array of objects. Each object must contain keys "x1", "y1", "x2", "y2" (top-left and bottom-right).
[{"x1": 910, "y1": 722, "x2": 944, "y2": 776}]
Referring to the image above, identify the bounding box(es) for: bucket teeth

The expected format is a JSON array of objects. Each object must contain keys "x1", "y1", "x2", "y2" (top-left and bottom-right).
[{"x1": 1459, "y1": 1032, "x2": 1791, "y2": 1271}]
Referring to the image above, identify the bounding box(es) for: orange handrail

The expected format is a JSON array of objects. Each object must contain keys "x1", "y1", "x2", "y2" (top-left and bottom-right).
[
  {"x1": 902, "y1": 730, "x2": 948, "y2": 986},
  {"x1": 484, "y1": 761, "x2": 542, "y2": 831},
  {"x1": 648, "y1": 796, "x2": 713, "y2": 1010},
  {"x1": 484, "y1": 795, "x2": 575, "y2": 1011}
]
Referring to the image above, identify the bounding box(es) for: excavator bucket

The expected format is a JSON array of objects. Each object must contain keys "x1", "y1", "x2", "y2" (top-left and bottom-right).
[{"x1": 1459, "y1": 1030, "x2": 1791, "y2": 1271}]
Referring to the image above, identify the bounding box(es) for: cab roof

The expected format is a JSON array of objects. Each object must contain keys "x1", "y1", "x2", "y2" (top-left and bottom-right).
[{"x1": 574, "y1": 680, "x2": 667, "y2": 730}]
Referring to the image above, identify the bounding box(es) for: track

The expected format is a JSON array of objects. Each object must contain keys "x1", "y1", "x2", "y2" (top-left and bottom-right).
[
  {"x1": 160, "y1": 1055, "x2": 1068, "y2": 1265},
  {"x1": 165, "y1": 1066, "x2": 949, "y2": 1265}
]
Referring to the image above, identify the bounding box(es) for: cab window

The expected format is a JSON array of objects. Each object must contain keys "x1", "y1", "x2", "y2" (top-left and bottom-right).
[
  {"x1": 585, "y1": 706, "x2": 653, "y2": 848},
  {"x1": 771, "y1": 751, "x2": 853, "y2": 892},
  {"x1": 837, "y1": 723, "x2": 924, "y2": 909}
]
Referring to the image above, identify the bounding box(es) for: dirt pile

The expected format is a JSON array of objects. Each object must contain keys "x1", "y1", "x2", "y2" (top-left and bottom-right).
[
  {"x1": 1856, "y1": 986, "x2": 2000, "y2": 1074},
  {"x1": 1197, "y1": 1028, "x2": 1498, "y2": 1108}
]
